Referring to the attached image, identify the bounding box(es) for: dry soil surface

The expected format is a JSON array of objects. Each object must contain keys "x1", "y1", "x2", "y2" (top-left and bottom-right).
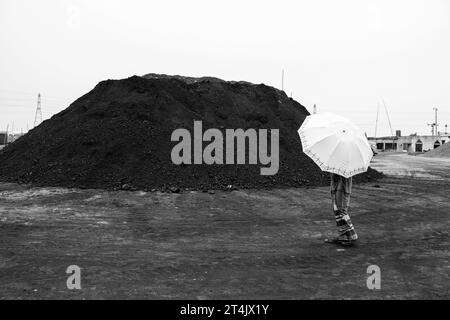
[{"x1": 0, "y1": 153, "x2": 449, "y2": 299}]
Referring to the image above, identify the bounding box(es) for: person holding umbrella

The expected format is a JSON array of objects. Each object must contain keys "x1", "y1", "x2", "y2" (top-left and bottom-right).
[{"x1": 298, "y1": 113, "x2": 373, "y2": 247}]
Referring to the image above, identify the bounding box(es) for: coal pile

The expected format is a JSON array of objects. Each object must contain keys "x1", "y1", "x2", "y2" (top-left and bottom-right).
[
  {"x1": 420, "y1": 142, "x2": 450, "y2": 158},
  {"x1": 0, "y1": 74, "x2": 381, "y2": 191}
]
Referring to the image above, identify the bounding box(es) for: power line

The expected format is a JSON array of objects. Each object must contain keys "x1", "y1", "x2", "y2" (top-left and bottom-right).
[{"x1": 0, "y1": 89, "x2": 71, "y2": 100}]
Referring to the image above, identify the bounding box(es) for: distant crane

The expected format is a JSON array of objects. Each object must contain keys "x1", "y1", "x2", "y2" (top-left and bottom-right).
[
  {"x1": 374, "y1": 102, "x2": 379, "y2": 138},
  {"x1": 33, "y1": 93, "x2": 42, "y2": 128},
  {"x1": 382, "y1": 100, "x2": 394, "y2": 138},
  {"x1": 381, "y1": 100, "x2": 396, "y2": 151}
]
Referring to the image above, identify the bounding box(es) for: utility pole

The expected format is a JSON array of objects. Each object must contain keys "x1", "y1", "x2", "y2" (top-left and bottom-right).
[
  {"x1": 281, "y1": 69, "x2": 284, "y2": 92},
  {"x1": 427, "y1": 123, "x2": 434, "y2": 135},
  {"x1": 433, "y1": 107, "x2": 438, "y2": 136},
  {"x1": 34, "y1": 93, "x2": 42, "y2": 128}
]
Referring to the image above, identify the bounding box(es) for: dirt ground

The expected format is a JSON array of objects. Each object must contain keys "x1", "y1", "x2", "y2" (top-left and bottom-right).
[{"x1": 0, "y1": 152, "x2": 449, "y2": 299}]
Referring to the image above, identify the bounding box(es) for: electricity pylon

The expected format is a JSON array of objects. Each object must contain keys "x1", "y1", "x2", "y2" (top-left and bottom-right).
[{"x1": 33, "y1": 93, "x2": 42, "y2": 128}]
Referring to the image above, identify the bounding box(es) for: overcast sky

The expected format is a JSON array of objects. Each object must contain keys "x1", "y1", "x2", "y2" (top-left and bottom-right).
[{"x1": 1, "y1": 0, "x2": 449, "y2": 136}]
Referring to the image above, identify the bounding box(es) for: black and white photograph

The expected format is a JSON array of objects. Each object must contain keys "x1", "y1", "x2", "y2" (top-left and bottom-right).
[{"x1": 0, "y1": 0, "x2": 449, "y2": 307}]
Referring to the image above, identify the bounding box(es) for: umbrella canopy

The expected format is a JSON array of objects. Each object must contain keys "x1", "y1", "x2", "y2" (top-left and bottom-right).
[{"x1": 298, "y1": 112, "x2": 373, "y2": 178}]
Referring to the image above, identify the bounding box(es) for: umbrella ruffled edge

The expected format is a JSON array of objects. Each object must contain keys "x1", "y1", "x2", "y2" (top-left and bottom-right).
[
  {"x1": 304, "y1": 144, "x2": 370, "y2": 178},
  {"x1": 298, "y1": 117, "x2": 313, "y2": 150}
]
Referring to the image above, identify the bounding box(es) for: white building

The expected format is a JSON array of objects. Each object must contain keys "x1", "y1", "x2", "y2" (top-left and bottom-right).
[{"x1": 368, "y1": 131, "x2": 450, "y2": 153}]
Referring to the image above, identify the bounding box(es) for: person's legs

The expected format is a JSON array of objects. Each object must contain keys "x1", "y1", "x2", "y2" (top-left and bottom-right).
[
  {"x1": 333, "y1": 189, "x2": 357, "y2": 241},
  {"x1": 327, "y1": 175, "x2": 357, "y2": 245}
]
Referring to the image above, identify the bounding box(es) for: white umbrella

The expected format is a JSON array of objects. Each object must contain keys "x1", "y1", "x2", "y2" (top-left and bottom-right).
[{"x1": 298, "y1": 112, "x2": 373, "y2": 178}]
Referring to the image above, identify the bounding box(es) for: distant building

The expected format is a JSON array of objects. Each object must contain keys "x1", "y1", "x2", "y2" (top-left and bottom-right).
[
  {"x1": 0, "y1": 132, "x2": 7, "y2": 145},
  {"x1": 368, "y1": 130, "x2": 450, "y2": 153},
  {"x1": 0, "y1": 132, "x2": 25, "y2": 147}
]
